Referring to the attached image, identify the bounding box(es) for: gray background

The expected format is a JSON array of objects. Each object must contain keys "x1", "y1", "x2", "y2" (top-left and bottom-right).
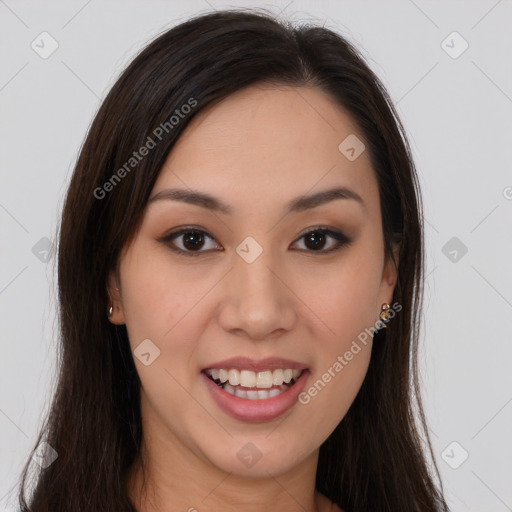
[{"x1": 1, "y1": 0, "x2": 511, "y2": 510}]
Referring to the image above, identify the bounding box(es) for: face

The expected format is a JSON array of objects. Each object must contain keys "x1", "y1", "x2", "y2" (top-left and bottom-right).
[{"x1": 108, "y1": 84, "x2": 398, "y2": 480}]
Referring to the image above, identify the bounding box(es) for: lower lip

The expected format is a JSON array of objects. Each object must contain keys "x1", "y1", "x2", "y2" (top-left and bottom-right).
[{"x1": 201, "y1": 370, "x2": 310, "y2": 423}]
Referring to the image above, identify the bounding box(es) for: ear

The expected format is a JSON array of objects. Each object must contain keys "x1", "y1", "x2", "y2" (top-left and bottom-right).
[
  {"x1": 378, "y1": 243, "x2": 400, "y2": 305},
  {"x1": 107, "y1": 269, "x2": 126, "y2": 325}
]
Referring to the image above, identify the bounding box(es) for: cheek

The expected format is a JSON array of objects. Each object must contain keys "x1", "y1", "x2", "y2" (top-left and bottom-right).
[
  {"x1": 301, "y1": 343, "x2": 372, "y2": 440},
  {"x1": 119, "y1": 244, "x2": 213, "y2": 389},
  {"x1": 298, "y1": 280, "x2": 376, "y2": 438},
  {"x1": 294, "y1": 242, "x2": 381, "y2": 429},
  {"x1": 119, "y1": 253, "x2": 204, "y2": 424},
  {"x1": 303, "y1": 251, "x2": 383, "y2": 343},
  {"x1": 120, "y1": 246, "x2": 194, "y2": 344}
]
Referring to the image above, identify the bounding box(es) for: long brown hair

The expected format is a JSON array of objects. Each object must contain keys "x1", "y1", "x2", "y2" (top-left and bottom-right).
[{"x1": 17, "y1": 8, "x2": 448, "y2": 511}]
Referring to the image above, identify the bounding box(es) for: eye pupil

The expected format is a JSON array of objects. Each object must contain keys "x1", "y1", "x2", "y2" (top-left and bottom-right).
[
  {"x1": 183, "y1": 231, "x2": 204, "y2": 250},
  {"x1": 304, "y1": 231, "x2": 326, "y2": 250}
]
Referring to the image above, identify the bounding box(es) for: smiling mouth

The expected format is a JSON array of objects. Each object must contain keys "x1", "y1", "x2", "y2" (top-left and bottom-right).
[{"x1": 202, "y1": 368, "x2": 305, "y2": 400}]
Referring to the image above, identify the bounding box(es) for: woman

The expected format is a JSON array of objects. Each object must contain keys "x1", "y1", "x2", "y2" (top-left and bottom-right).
[{"x1": 17, "y1": 8, "x2": 448, "y2": 512}]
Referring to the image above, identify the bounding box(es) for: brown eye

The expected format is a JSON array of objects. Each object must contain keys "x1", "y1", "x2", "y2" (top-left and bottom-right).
[
  {"x1": 158, "y1": 226, "x2": 350, "y2": 257},
  {"x1": 158, "y1": 227, "x2": 221, "y2": 257},
  {"x1": 303, "y1": 231, "x2": 328, "y2": 250},
  {"x1": 181, "y1": 231, "x2": 206, "y2": 251},
  {"x1": 291, "y1": 228, "x2": 350, "y2": 253}
]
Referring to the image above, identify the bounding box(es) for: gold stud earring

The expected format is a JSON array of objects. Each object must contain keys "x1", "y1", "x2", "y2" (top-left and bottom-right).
[{"x1": 379, "y1": 303, "x2": 391, "y2": 328}]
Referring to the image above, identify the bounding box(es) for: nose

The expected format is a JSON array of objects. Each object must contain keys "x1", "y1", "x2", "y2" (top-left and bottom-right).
[{"x1": 217, "y1": 245, "x2": 297, "y2": 341}]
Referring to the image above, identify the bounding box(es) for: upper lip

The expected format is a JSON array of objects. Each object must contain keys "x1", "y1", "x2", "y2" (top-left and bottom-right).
[{"x1": 202, "y1": 356, "x2": 309, "y2": 373}]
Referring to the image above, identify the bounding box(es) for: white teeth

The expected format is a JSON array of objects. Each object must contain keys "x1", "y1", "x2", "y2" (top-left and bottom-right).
[
  {"x1": 292, "y1": 369, "x2": 301, "y2": 380},
  {"x1": 234, "y1": 386, "x2": 247, "y2": 399},
  {"x1": 257, "y1": 389, "x2": 268, "y2": 399},
  {"x1": 223, "y1": 382, "x2": 236, "y2": 396},
  {"x1": 222, "y1": 382, "x2": 288, "y2": 400},
  {"x1": 272, "y1": 369, "x2": 284, "y2": 385},
  {"x1": 228, "y1": 369, "x2": 240, "y2": 386},
  {"x1": 256, "y1": 371, "x2": 273, "y2": 388},
  {"x1": 240, "y1": 370, "x2": 256, "y2": 388},
  {"x1": 206, "y1": 367, "x2": 303, "y2": 388}
]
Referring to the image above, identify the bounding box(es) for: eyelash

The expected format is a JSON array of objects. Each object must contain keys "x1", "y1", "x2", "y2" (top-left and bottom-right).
[{"x1": 158, "y1": 225, "x2": 351, "y2": 257}]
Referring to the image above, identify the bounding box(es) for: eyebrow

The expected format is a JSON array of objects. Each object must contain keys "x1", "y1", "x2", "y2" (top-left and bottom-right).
[{"x1": 148, "y1": 186, "x2": 365, "y2": 215}]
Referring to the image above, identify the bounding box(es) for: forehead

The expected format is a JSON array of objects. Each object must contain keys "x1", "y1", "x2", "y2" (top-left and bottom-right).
[{"x1": 153, "y1": 84, "x2": 378, "y2": 215}]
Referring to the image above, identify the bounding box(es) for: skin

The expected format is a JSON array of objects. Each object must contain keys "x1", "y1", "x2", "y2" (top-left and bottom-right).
[{"x1": 108, "y1": 84, "x2": 399, "y2": 512}]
